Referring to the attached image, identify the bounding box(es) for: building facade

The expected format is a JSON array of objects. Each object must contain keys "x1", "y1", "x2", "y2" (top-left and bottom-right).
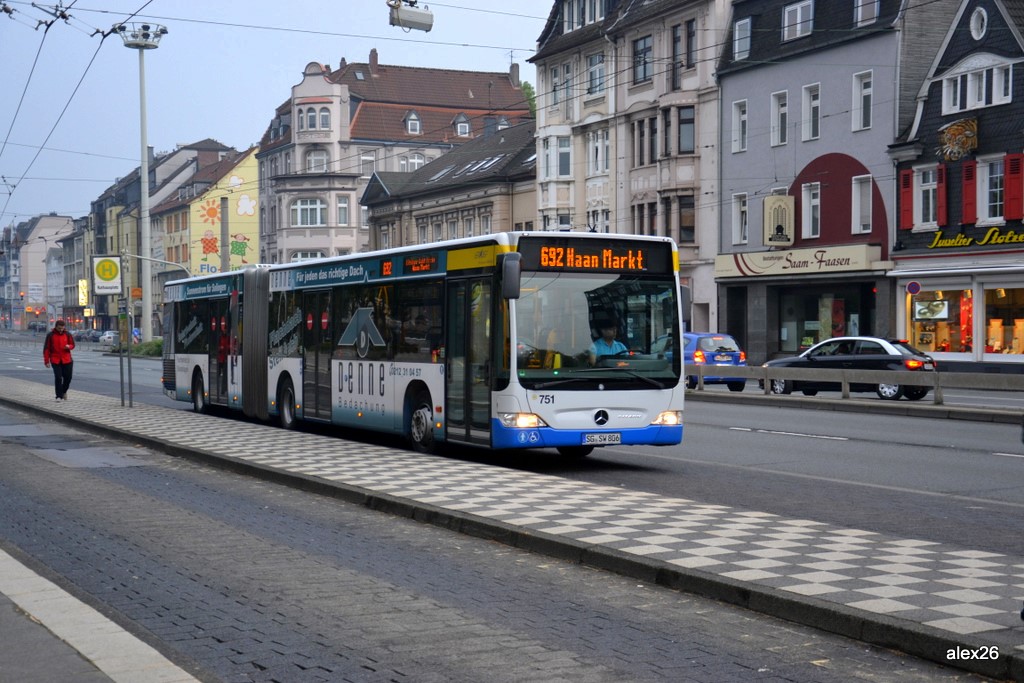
[
  {"x1": 257, "y1": 50, "x2": 532, "y2": 263},
  {"x1": 0, "y1": 214, "x2": 74, "y2": 331},
  {"x1": 890, "y1": 0, "x2": 1024, "y2": 367},
  {"x1": 715, "y1": 0, "x2": 959, "y2": 362},
  {"x1": 362, "y1": 121, "x2": 537, "y2": 249},
  {"x1": 531, "y1": 0, "x2": 728, "y2": 332}
]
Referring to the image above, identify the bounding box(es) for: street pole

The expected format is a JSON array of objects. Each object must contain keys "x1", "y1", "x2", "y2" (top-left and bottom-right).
[{"x1": 116, "y1": 22, "x2": 167, "y2": 344}]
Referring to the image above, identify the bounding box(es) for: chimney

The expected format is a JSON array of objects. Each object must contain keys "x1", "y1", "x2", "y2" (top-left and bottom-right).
[
  {"x1": 369, "y1": 48, "x2": 378, "y2": 76},
  {"x1": 509, "y1": 63, "x2": 520, "y2": 88},
  {"x1": 339, "y1": 57, "x2": 347, "y2": 69}
]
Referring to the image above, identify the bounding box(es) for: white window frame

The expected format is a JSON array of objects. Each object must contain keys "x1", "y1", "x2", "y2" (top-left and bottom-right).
[
  {"x1": 978, "y1": 156, "x2": 1005, "y2": 226},
  {"x1": 407, "y1": 113, "x2": 421, "y2": 135},
  {"x1": 783, "y1": 0, "x2": 813, "y2": 41},
  {"x1": 732, "y1": 100, "x2": 747, "y2": 153},
  {"x1": 306, "y1": 109, "x2": 317, "y2": 130},
  {"x1": 802, "y1": 83, "x2": 820, "y2": 141},
  {"x1": 557, "y1": 136, "x2": 572, "y2": 177},
  {"x1": 771, "y1": 91, "x2": 788, "y2": 146},
  {"x1": 409, "y1": 152, "x2": 425, "y2": 171},
  {"x1": 801, "y1": 182, "x2": 821, "y2": 238},
  {"x1": 855, "y1": 0, "x2": 878, "y2": 26},
  {"x1": 732, "y1": 193, "x2": 748, "y2": 245},
  {"x1": 851, "y1": 175, "x2": 872, "y2": 234},
  {"x1": 734, "y1": 18, "x2": 751, "y2": 60},
  {"x1": 360, "y1": 152, "x2": 375, "y2": 178},
  {"x1": 633, "y1": 35, "x2": 653, "y2": 83},
  {"x1": 587, "y1": 52, "x2": 605, "y2": 95},
  {"x1": 291, "y1": 250, "x2": 325, "y2": 262},
  {"x1": 914, "y1": 165, "x2": 939, "y2": 230},
  {"x1": 942, "y1": 63, "x2": 1013, "y2": 114},
  {"x1": 456, "y1": 121, "x2": 470, "y2": 137},
  {"x1": 319, "y1": 107, "x2": 330, "y2": 129},
  {"x1": 305, "y1": 149, "x2": 329, "y2": 173},
  {"x1": 337, "y1": 196, "x2": 350, "y2": 226},
  {"x1": 291, "y1": 199, "x2": 327, "y2": 227},
  {"x1": 852, "y1": 70, "x2": 872, "y2": 131}
]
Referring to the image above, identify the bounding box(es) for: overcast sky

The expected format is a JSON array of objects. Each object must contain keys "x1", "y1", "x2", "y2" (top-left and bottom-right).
[{"x1": 0, "y1": 1, "x2": 552, "y2": 225}]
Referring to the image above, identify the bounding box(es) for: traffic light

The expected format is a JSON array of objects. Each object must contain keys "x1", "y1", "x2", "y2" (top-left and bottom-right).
[{"x1": 19, "y1": 291, "x2": 24, "y2": 299}]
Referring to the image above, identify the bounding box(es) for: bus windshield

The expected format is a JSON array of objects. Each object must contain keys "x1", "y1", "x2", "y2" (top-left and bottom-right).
[{"x1": 514, "y1": 270, "x2": 680, "y2": 389}]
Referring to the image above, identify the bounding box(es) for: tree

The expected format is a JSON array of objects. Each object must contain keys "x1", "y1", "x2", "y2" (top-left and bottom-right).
[{"x1": 521, "y1": 81, "x2": 536, "y2": 118}]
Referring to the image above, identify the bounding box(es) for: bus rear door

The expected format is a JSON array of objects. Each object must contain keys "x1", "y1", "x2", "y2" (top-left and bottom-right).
[{"x1": 302, "y1": 290, "x2": 333, "y2": 421}]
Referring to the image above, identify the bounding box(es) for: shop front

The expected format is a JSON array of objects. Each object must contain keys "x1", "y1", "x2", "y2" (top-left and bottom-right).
[
  {"x1": 890, "y1": 252, "x2": 1024, "y2": 369},
  {"x1": 715, "y1": 244, "x2": 892, "y2": 363}
]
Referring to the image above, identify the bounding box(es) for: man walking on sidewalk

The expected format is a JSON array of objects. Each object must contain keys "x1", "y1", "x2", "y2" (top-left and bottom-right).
[{"x1": 43, "y1": 319, "x2": 75, "y2": 400}]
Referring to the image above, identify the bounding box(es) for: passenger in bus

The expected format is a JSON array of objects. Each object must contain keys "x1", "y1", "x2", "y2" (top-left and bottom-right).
[{"x1": 588, "y1": 321, "x2": 628, "y2": 365}]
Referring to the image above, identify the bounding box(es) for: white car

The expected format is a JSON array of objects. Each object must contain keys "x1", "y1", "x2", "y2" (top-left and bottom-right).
[{"x1": 99, "y1": 330, "x2": 119, "y2": 344}]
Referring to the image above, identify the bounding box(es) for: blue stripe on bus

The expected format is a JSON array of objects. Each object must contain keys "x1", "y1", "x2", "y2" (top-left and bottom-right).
[{"x1": 490, "y1": 421, "x2": 682, "y2": 450}]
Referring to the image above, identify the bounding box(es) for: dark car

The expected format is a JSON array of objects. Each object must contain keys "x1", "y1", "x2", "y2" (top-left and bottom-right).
[
  {"x1": 760, "y1": 336, "x2": 936, "y2": 400},
  {"x1": 683, "y1": 332, "x2": 747, "y2": 392}
]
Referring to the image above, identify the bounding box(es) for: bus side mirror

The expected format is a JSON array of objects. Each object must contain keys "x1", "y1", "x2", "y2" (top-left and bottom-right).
[{"x1": 499, "y1": 252, "x2": 521, "y2": 299}]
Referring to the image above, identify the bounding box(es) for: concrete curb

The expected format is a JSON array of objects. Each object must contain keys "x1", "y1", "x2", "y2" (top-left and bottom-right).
[{"x1": 3, "y1": 395, "x2": 1022, "y2": 680}]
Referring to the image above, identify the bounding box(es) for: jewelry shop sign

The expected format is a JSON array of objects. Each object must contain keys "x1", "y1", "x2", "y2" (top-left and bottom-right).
[{"x1": 715, "y1": 244, "x2": 881, "y2": 278}]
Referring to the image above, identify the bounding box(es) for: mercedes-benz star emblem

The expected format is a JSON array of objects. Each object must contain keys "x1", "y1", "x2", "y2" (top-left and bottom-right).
[{"x1": 594, "y1": 410, "x2": 609, "y2": 426}]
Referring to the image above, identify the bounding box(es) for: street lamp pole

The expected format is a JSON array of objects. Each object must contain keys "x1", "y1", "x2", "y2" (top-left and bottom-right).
[{"x1": 116, "y1": 22, "x2": 167, "y2": 343}]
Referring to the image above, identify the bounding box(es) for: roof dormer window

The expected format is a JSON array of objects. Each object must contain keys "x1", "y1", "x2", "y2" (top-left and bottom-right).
[
  {"x1": 454, "y1": 114, "x2": 471, "y2": 137},
  {"x1": 406, "y1": 112, "x2": 421, "y2": 135}
]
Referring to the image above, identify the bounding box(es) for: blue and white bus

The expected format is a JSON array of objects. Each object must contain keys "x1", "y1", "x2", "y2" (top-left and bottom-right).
[{"x1": 162, "y1": 232, "x2": 684, "y2": 456}]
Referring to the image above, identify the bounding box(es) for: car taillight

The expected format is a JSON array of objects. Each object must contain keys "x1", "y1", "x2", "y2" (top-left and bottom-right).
[
  {"x1": 739, "y1": 351, "x2": 746, "y2": 363},
  {"x1": 693, "y1": 349, "x2": 706, "y2": 364},
  {"x1": 904, "y1": 358, "x2": 924, "y2": 370}
]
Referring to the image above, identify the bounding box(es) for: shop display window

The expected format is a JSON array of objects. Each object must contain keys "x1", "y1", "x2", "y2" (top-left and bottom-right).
[
  {"x1": 983, "y1": 287, "x2": 1024, "y2": 355},
  {"x1": 909, "y1": 289, "x2": 971, "y2": 353}
]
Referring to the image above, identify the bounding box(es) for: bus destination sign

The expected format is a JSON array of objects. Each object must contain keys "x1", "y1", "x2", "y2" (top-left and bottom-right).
[
  {"x1": 518, "y1": 237, "x2": 670, "y2": 273},
  {"x1": 404, "y1": 253, "x2": 439, "y2": 274}
]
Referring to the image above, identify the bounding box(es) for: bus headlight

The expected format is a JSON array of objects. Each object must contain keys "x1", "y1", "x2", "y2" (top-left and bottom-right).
[
  {"x1": 651, "y1": 410, "x2": 682, "y2": 426},
  {"x1": 498, "y1": 412, "x2": 548, "y2": 429}
]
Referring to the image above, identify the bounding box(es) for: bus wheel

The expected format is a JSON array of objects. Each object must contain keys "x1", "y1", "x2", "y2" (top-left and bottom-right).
[
  {"x1": 191, "y1": 373, "x2": 207, "y2": 414},
  {"x1": 557, "y1": 446, "x2": 594, "y2": 458},
  {"x1": 408, "y1": 390, "x2": 435, "y2": 454},
  {"x1": 278, "y1": 379, "x2": 297, "y2": 430}
]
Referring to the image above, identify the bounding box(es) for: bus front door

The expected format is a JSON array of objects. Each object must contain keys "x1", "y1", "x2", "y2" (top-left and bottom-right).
[
  {"x1": 302, "y1": 290, "x2": 332, "y2": 421},
  {"x1": 446, "y1": 277, "x2": 492, "y2": 446}
]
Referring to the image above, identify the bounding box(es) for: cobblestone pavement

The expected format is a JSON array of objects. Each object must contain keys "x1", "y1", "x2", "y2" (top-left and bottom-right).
[{"x1": 0, "y1": 377, "x2": 1019, "y2": 681}]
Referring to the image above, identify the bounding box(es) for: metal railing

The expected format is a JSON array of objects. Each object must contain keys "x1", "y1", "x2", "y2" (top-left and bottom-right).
[{"x1": 683, "y1": 363, "x2": 1024, "y2": 405}]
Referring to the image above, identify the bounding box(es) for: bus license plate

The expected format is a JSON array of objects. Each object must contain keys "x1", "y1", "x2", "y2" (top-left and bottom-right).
[{"x1": 584, "y1": 432, "x2": 621, "y2": 445}]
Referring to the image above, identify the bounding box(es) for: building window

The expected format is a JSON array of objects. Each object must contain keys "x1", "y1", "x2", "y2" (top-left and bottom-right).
[
  {"x1": 783, "y1": 0, "x2": 814, "y2": 41},
  {"x1": 802, "y1": 182, "x2": 821, "y2": 238},
  {"x1": 970, "y1": 7, "x2": 988, "y2": 39},
  {"x1": 633, "y1": 35, "x2": 653, "y2": 83},
  {"x1": 732, "y1": 194, "x2": 748, "y2": 244},
  {"x1": 306, "y1": 109, "x2": 317, "y2": 130},
  {"x1": 855, "y1": 0, "x2": 878, "y2": 26},
  {"x1": 464, "y1": 217, "x2": 474, "y2": 237},
  {"x1": 482, "y1": 214, "x2": 492, "y2": 234},
  {"x1": 448, "y1": 219, "x2": 458, "y2": 240},
  {"x1": 319, "y1": 107, "x2": 330, "y2": 129},
  {"x1": 360, "y1": 152, "x2": 375, "y2": 177},
  {"x1": 561, "y1": 63, "x2": 572, "y2": 114},
  {"x1": 291, "y1": 199, "x2": 327, "y2": 227},
  {"x1": 297, "y1": 109, "x2": 304, "y2": 131},
  {"x1": 979, "y1": 157, "x2": 1005, "y2": 224},
  {"x1": 685, "y1": 19, "x2": 696, "y2": 68},
  {"x1": 677, "y1": 106, "x2": 695, "y2": 154},
  {"x1": 678, "y1": 196, "x2": 695, "y2": 243},
  {"x1": 919, "y1": 167, "x2": 938, "y2": 226},
  {"x1": 557, "y1": 136, "x2": 571, "y2": 176},
  {"x1": 672, "y1": 25, "x2": 683, "y2": 90},
  {"x1": 636, "y1": 121, "x2": 645, "y2": 166},
  {"x1": 407, "y1": 113, "x2": 421, "y2": 134},
  {"x1": 587, "y1": 129, "x2": 608, "y2": 175},
  {"x1": 853, "y1": 71, "x2": 872, "y2": 130},
  {"x1": 648, "y1": 117, "x2": 657, "y2": 162},
  {"x1": 802, "y1": 83, "x2": 820, "y2": 140},
  {"x1": 732, "y1": 100, "x2": 747, "y2": 152},
  {"x1": 305, "y1": 149, "x2": 329, "y2": 173},
  {"x1": 291, "y1": 251, "x2": 325, "y2": 262},
  {"x1": 418, "y1": 224, "x2": 428, "y2": 243},
  {"x1": 550, "y1": 67, "x2": 561, "y2": 106},
  {"x1": 409, "y1": 152, "x2": 425, "y2": 171},
  {"x1": 771, "y1": 91, "x2": 788, "y2": 146},
  {"x1": 852, "y1": 175, "x2": 872, "y2": 234},
  {"x1": 587, "y1": 53, "x2": 605, "y2": 95},
  {"x1": 944, "y1": 64, "x2": 1013, "y2": 114},
  {"x1": 456, "y1": 120, "x2": 470, "y2": 137},
  {"x1": 337, "y1": 196, "x2": 350, "y2": 226},
  {"x1": 734, "y1": 18, "x2": 751, "y2": 60}
]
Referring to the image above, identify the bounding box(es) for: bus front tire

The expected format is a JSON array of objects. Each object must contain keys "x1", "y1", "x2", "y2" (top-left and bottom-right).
[
  {"x1": 192, "y1": 373, "x2": 207, "y2": 414},
  {"x1": 408, "y1": 390, "x2": 435, "y2": 454},
  {"x1": 278, "y1": 379, "x2": 297, "y2": 430}
]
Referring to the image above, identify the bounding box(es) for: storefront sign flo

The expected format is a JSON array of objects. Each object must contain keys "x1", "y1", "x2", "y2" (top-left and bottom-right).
[
  {"x1": 714, "y1": 245, "x2": 879, "y2": 278},
  {"x1": 927, "y1": 226, "x2": 1024, "y2": 248}
]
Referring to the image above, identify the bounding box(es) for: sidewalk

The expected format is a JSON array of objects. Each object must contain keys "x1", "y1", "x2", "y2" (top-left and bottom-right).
[{"x1": 0, "y1": 377, "x2": 1020, "y2": 681}]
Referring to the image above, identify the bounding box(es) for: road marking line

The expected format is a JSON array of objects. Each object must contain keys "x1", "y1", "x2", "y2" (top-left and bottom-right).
[
  {"x1": 993, "y1": 452, "x2": 1024, "y2": 459},
  {"x1": 729, "y1": 426, "x2": 847, "y2": 441}
]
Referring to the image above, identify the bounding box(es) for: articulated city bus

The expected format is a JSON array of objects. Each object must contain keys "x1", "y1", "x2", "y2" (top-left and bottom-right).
[{"x1": 162, "y1": 232, "x2": 684, "y2": 456}]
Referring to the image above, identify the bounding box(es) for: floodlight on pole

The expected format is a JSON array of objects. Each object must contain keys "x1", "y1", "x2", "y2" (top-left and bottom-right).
[{"x1": 115, "y1": 21, "x2": 167, "y2": 343}]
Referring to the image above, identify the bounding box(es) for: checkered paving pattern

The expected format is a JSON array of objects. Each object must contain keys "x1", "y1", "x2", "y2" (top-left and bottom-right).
[{"x1": 6, "y1": 378, "x2": 1023, "y2": 652}]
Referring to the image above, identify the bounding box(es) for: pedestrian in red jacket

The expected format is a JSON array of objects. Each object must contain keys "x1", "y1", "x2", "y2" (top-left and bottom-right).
[{"x1": 43, "y1": 319, "x2": 75, "y2": 400}]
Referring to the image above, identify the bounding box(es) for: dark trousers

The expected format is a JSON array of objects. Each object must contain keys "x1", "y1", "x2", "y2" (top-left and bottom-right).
[{"x1": 51, "y1": 361, "x2": 73, "y2": 398}]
